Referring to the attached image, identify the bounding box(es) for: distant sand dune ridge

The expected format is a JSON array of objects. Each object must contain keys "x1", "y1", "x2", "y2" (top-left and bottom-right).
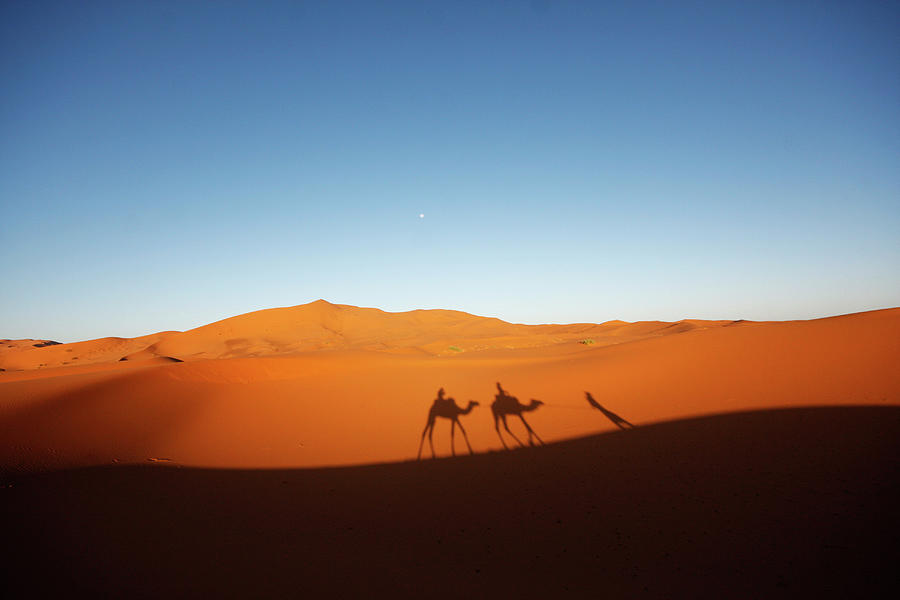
[{"x1": 0, "y1": 299, "x2": 737, "y2": 370}]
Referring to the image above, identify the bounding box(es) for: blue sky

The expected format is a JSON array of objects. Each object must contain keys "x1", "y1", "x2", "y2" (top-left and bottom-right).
[{"x1": 2, "y1": 0, "x2": 898, "y2": 341}]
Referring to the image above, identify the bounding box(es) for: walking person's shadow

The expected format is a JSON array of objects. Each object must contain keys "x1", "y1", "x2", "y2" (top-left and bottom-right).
[
  {"x1": 585, "y1": 392, "x2": 635, "y2": 430},
  {"x1": 417, "y1": 388, "x2": 480, "y2": 460}
]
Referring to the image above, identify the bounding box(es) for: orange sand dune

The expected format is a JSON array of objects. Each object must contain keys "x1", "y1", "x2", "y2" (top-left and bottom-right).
[
  {"x1": 0, "y1": 299, "x2": 737, "y2": 370},
  {"x1": 1, "y1": 303, "x2": 897, "y2": 471},
  {"x1": 0, "y1": 332, "x2": 175, "y2": 371}
]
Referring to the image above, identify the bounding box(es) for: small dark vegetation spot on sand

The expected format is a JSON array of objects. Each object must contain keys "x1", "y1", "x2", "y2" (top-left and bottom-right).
[
  {"x1": 579, "y1": 339, "x2": 594, "y2": 345},
  {"x1": 448, "y1": 346, "x2": 462, "y2": 352}
]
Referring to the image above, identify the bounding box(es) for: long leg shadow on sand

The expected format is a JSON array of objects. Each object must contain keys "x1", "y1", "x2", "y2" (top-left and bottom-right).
[{"x1": 585, "y1": 392, "x2": 635, "y2": 429}]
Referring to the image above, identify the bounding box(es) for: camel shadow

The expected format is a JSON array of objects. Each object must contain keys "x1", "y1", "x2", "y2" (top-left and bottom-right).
[
  {"x1": 585, "y1": 392, "x2": 635, "y2": 430},
  {"x1": 491, "y1": 382, "x2": 545, "y2": 449},
  {"x1": 417, "y1": 388, "x2": 479, "y2": 460}
]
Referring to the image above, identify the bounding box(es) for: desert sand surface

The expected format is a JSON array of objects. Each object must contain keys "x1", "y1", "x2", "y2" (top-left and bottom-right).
[
  {"x1": 2, "y1": 302, "x2": 899, "y2": 597},
  {"x1": 5, "y1": 406, "x2": 898, "y2": 598},
  {"x1": 1, "y1": 301, "x2": 898, "y2": 470}
]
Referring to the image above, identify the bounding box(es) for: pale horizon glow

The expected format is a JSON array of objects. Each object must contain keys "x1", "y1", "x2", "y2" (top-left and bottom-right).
[{"x1": 1, "y1": 1, "x2": 898, "y2": 342}]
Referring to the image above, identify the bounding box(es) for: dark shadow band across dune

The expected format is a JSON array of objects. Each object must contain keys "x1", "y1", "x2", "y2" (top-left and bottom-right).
[{"x1": 4, "y1": 405, "x2": 899, "y2": 599}]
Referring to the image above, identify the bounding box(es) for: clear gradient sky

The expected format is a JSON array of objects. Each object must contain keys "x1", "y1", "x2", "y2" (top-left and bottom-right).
[{"x1": 2, "y1": 0, "x2": 898, "y2": 342}]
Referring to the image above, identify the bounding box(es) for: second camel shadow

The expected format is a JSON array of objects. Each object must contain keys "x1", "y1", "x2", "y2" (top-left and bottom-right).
[
  {"x1": 585, "y1": 392, "x2": 635, "y2": 430},
  {"x1": 492, "y1": 382, "x2": 545, "y2": 449}
]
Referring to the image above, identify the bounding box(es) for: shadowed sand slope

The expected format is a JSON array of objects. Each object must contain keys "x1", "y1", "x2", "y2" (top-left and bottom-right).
[
  {"x1": 4, "y1": 407, "x2": 899, "y2": 599},
  {"x1": 1, "y1": 307, "x2": 897, "y2": 471}
]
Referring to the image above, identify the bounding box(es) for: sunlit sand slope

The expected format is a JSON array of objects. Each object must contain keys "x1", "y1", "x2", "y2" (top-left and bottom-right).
[
  {"x1": 0, "y1": 299, "x2": 736, "y2": 370},
  {"x1": 1, "y1": 307, "x2": 896, "y2": 470}
]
